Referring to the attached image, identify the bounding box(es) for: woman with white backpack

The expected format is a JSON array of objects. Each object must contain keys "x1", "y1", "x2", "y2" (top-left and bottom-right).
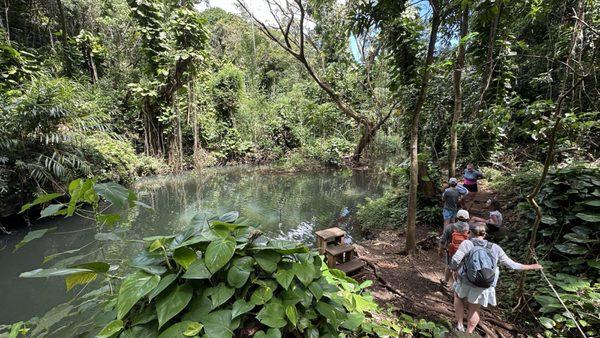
[{"x1": 449, "y1": 224, "x2": 543, "y2": 333}]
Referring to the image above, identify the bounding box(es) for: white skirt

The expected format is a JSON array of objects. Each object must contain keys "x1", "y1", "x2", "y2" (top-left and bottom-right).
[{"x1": 453, "y1": 277, "x2": 497, "y2": 307}]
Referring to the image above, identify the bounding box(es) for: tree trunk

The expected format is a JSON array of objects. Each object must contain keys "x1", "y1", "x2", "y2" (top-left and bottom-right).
[
  {"x1": 406, "y1": 0, "x2": 441, "y2": 254},
  {"x1": 56, "y1": 0, "x2": 71, "y2": 76},
  {"x1": 449, "y1": 6, "x2": 469, "y2": 178},
  {"x1": 473, "y1": 2, "x2": 502, "y2": 115},
  {"x1": 2, "y1": 0, "x2": 9, "y2": 42}
]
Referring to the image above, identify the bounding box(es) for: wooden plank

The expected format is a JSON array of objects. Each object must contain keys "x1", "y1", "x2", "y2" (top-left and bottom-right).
[
  {"x1": 336, "y1": 259, "x2": 365, "y2": 274},
  {"x1": 315, "y1": 227, "x2": 346, "y2": 241},
  {"x1": 325, "y1": 244, "x2": 354, "y2": 256}
]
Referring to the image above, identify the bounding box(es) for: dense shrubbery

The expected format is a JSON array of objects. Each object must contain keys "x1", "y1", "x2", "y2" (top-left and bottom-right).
[{"x1": 496, "y1": 164, "x2": 599, "y2": 337}]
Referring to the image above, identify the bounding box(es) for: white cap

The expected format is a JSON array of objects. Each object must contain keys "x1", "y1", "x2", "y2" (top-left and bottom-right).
[
  {"x1": 457, "y1": 209, "x2": 470, "y2": 220},
  {"x1": 449, "y1": 177, "x2": 458, "y2": 184}
]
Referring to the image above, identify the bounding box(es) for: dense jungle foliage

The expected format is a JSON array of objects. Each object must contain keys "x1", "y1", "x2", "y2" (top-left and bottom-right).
[
  {"x1": 0, "y1": 0, "x2": 599, "y2": 336},
  {"x1": 0, "y1": 181, "x2": 448, "y2": 337}
]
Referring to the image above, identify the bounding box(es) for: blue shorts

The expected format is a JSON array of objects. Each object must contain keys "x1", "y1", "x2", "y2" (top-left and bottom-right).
[{"x1": 443, "y1": 208, "x2": 457, "y2": 220}]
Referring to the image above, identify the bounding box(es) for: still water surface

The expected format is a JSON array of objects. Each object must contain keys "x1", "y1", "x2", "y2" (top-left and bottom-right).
[{"x1": 0, "y1": 166, "x2": 387, "y2": 324}]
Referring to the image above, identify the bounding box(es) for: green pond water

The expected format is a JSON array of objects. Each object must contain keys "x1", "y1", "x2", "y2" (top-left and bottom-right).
[{"x1": 0, "y1": 166, "x2": 388, "y2": 324}]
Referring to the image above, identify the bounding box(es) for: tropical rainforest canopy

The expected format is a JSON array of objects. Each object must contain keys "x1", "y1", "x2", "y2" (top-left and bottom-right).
[{"x1": 0, "y1": 0, "x2": 598, "y2": 337}]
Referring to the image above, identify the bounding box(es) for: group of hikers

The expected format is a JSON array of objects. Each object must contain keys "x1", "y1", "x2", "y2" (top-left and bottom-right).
[{"x1": 437, "y1": 164, "x2": 543, "y2": 333}]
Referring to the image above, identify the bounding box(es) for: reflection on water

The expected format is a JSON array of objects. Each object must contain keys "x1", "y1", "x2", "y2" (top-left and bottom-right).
[{"x1": 0, "y1": 166, "x2": 387, "y2": 324}]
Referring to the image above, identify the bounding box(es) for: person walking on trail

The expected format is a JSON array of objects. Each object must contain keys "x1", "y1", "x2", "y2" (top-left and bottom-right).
[
  {"x1": 438, "y1": 209, "x2": 471, "y2": 288},
  {"x1": 470, "y1": 199, "x2": 503, "y2": 233},
  {"x1": 442, "y1": 178, "x2": 468, "y2": 227},
  {"x1": 450, "y1": 224, "x2": 543, "y2": 333},
  {"x1": 462, "y1": 163, "x2": 484, "y2": 211}
]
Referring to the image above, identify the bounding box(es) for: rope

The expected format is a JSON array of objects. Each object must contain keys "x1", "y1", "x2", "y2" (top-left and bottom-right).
[{"x1": 533, "y1": 255, "x2": 588, "y2": 338}]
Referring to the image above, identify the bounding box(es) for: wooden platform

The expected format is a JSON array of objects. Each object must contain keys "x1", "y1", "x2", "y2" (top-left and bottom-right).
[
  {"x1": 316, "y1": 227, "x2": 364, "y2": 275},
  {"x1": 315, "y1": 227, "x2": 346, "y2": 241},
  {"x1": 336, "y1": 259, "x2": 366, "y2": 274},
  {"x1": 325, "y1": 243, "x2": 354, "y2": 256}
]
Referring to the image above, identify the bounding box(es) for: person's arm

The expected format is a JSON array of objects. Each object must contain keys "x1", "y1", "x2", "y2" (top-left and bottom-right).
[
  {"x1": 450, "y1": 241, "x2": 470, "y2": 270},
  {"x1": 442, "y1": 190, "x2": 447, "y2": 201},
  {"x1": 497, "y1": 246, "x2": 543, "y2": 270},
  {"x1": 438, "y1": 227, "x2": 452, "y2": 256},
  {"x1": 476, "y1": 170, "x2": 485, "y2": 179}
]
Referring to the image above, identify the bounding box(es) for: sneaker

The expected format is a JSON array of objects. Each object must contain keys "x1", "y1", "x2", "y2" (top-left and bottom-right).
[{"x1": 455, "y1": 324, "x2": 465, "y2": 332}]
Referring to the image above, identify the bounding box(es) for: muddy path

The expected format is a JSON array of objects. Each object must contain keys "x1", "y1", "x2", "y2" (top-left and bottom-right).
[{"x1": 355, "y1": 187, "x2": 520, "y2": 337}]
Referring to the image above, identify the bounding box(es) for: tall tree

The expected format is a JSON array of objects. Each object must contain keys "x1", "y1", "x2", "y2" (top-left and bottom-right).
[
  {"x1": 237, "y1": 0, "x2": 398, "y2": 164},
  {"x1": 55, "y1": 0, "x2": 72, "y2": 76},
  {"x1": 449, "y1": 4, "x2": 469, "y2": 178},
  {"x1": 405, "y1": 0, "x2": 442, "y2": 253}
]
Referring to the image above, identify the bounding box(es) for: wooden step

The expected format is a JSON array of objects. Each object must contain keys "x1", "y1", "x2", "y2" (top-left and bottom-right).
[
  {"x1": 336, "y1": 258, "x2": 365, "y2": 275},
  {"x1": 325, "y1": 244, "x2": 354, "y2": 256},
  {"x1": 315, "y1": 227, "x2": 346, "y2": 241}
]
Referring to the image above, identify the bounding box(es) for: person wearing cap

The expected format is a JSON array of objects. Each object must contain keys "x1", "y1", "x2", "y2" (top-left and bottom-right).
[
  {"x1": 442, "y1": 178, "x2": 468, "y2": 227},
  {"x1": 438, "y1": 209, "x2": 471, "y2": 287}
]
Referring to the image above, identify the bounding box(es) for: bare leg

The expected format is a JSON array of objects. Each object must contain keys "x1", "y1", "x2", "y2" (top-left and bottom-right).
[
  {"x1": 466, "y1": 303, "x2": 481, "y2": 333},
  {"x1": 453, "y1": 293, "x2": 465, "y2": 330}
]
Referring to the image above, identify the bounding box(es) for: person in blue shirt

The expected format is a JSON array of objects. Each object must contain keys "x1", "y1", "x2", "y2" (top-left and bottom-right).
[{"x1": 442, "y1": 178, "x2": 468, "y2": 227}]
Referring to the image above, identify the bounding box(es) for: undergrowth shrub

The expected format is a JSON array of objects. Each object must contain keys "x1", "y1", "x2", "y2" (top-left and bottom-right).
[
  {"x1": 82, "y1": 133, "x2": 164, "y2": 183},
  {"x1": 497, "y1": 164, "x2": 599, "y2": 337},
  {"x1": 307, "y1": 137, "x2": 353, "y2": 167}
]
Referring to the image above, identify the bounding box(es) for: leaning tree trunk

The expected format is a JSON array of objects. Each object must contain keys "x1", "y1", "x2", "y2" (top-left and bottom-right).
[
  {"x1": 449, "y1": 6, "x2": 469, "y2": 178},
  {"x1": 406, "y1": 0, "x2": 441, "y2": 254}
]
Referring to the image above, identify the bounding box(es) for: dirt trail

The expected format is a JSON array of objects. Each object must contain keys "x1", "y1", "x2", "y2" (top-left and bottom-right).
[{"x1": 355, "y1": 186, "x2": 519, "y2": 337}]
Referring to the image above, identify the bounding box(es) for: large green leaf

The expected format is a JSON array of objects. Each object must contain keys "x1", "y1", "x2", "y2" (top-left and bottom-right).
[
  {"x1": 292, "y1": 260, "x2": 315, "y2": 286},
  {"x1": 20, "y1": 267, "x2": 93, "y2": 278},
  {"x1": 173, "y1": 247, "x2": 197, "y2": 270},
  {"x1": 274, "y1": 267, "x2": 295, "y2": 290},
  {"x1": 156, "y1": 284, "x2": 193, "y2": 328},
  {"x1": 555, "y1": 243, "x2": 588, "y2": 255},
  {"x1": 254, "y1": 250, "x2": 281, "y2": 273},
  {"x1": 94, "y1": 182, "x2": 135, "y2": 209},
  {"x1": 219, "y1": 211, "x2": 239, "y2": 223},
  {"x1": 182, "y1": 292, "x2": 212, "y2": 321},
  {"x1": 227, "y1": 256, "x2": 254, "y2": 288},
  {"x1": 148, "y1": 273, "x2": 178, "y2": 301},
  {"x1": 39, "y1": 204, "x2": 66, "y2": 218},
  {"x1": 285, "y1": 305, "x2": 298, "y2": 326},
  {"x1": 256, "y1": 299, "x2": 287, "y2": 328},
  {"x1": 231, "y1": 299, "x2": 254, "y2": 319},
  {"x1": 182, "y1": 258, "x2": 212, "y2": 279},
  {"x1": 250, "y1": 284, "x2": 274, "y2": 305},
  {"x1": 65, "y1": 272, "x2": 97, "y2": 291},
  {"x1": 206, "y1": 283, "x2": 235, "y2": 309},
  {"x1": 116, "y1": 271, "x2": 161, "y2": 319},
  {"x1": 575, "y1": 212, "x2": 600, "y2": 222},
  {"x1": 200, "y1": 310, "x2": 233, "y2": 338},
  {"x1": 205, "y1": 236, "x2": 236, "y2": 273},
  {"x1": 254, "y1": 328, "x2": 281, "y2": 338},
  {"x1": 97, "y1": 319, "x2": 124, "y2": 338},
  {"x1": 20, "y1": 192, "x2": 64, "y2": 212},
  {"x1": 157, "y1": 321, "x2": 197, "y2": 338},
  {"x1": 14, "y1": 227, "x2": 56, "y2": 251}
]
